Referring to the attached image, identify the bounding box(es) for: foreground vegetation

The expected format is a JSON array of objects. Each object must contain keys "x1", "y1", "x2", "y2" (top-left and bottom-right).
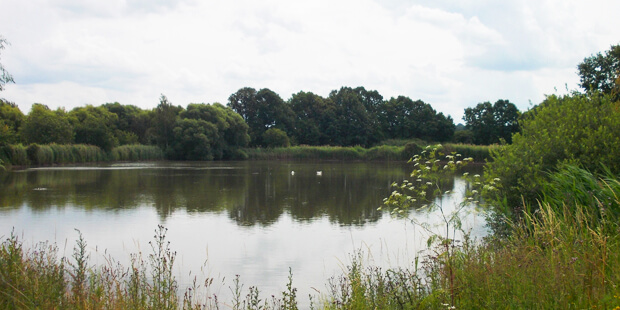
[{"x1": 1, "y1": 164, "x2": 618, "y2": 309}]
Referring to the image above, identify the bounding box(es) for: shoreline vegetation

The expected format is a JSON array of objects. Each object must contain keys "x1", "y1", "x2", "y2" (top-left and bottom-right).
[
  {"x1": 1, "y1": 164, "x2": 618, "y2": 309},
  {"x1": 0, "y1": 142, "x2": 495, "y2": 170},
  {"x1": 0, "y1": 144, "x2": 164, "y2": 169}
]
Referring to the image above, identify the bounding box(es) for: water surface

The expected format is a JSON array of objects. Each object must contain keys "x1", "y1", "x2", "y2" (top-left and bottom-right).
[{"x1": 0, "y1": 160, "x2": 486, "y2": 305}]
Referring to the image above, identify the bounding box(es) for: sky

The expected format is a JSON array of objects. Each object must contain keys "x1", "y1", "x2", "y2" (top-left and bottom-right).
[{"x1": 1, "y1": 0, "x2": 619, "y2": 122}]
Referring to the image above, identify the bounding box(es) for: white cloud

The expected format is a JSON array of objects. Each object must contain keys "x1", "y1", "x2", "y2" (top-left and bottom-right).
[{"x1": 1, "y1": 0, "x2": 619, "y2": 119}]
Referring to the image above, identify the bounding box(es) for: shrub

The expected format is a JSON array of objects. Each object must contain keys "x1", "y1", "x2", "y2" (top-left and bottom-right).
[
  {"x1": 486, "y1": 92, "x2": 620, "y2": 208},
  {"x1": 262, "y1": 128, "x2": 290, "y2": 148}
]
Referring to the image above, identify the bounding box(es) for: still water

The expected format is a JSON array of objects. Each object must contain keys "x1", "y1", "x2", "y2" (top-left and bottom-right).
[{"x1": 0, "y1": 160, "x2": 486, "y2": 305}]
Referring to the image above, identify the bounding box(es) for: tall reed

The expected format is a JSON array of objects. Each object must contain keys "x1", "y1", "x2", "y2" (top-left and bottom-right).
[
  {"x1": 323, "y1": 165, "x2": 620, "y2": 309},
  {"x1": 110, "y1": 145, "x2": 164, "y2": 161},
  {"x1": 0, "y1": 144, "x2": 28, "y2": 166},
  {"x1": 245, "y1": 145, "x2": 409, "y2": 161}
]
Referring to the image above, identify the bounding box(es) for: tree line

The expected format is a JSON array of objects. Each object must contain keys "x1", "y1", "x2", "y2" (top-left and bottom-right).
[
  {"x1": 4, "y1": 37, "x2": 616, "y2": 162},
  {"x1": 0, "y1": 86, "x2": 523, "y2": 160}
]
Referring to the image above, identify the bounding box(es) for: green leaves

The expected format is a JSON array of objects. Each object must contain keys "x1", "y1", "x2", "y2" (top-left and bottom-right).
[
  {"x1": 0, "y1": 36, "x2": 14, "y2": 92},
  {"x1": 578, "y1": 44, "x2": 620, "y2": 101},
  {"x1": 21, "y1": 104, "x2": 74, "y2": 145},
  {"x1": 382, "y1": 144, "x2": 474, "y2": 242},
  {"x1": 487, "y1": 92, "x2": 620, "y2": 207},
  {"x1": 463, "y1": 99, "x2": 520, "y2": 145}
]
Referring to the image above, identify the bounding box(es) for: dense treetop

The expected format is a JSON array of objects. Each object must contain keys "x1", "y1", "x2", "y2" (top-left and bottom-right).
[
  {"x1": 578, "y1": 44, "x2": 620, "y2": 101},
  {"x1": 1, "y1": 86, "x2": 479, "y2": 160}
]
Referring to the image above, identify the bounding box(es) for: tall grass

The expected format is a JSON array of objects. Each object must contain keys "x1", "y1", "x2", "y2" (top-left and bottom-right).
[
  {"x1": 0, "y1": 144, "x2": 163, "y2": 168},
  {"x1": 322, "y1": 165, "x2": 620, "y2": 309},
  {"x1": 109, "y1": 145, "x2": 164, "y2": 161},
  {"x1": 25, "y1": 144, "x2": 108, "y2": 165},
  {"x1": 443, "y1": 143, "x2": 498, "y2": 163},
  {"x1": 245, "y1": 145, "x2": 408, "y2": 161},
  {"x1": 0, "y1": 144, "x2": 28, "y2": 166},
  {"x1": 0, "y1": 226, "x2": 180, "y2": 309},
  {"x1": 245, "y1": 144, "x2": 495, "y2": 162},
  {"x1": 0, "y1": 226, "x2": 306, "y2": 310}
]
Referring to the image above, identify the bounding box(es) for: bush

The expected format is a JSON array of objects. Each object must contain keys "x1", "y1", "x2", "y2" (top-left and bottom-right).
[
  {"x1": 401, "y1": 142, "x2": 423, "y2": 159},
  {"x1": 486, "y1": 92, "x2": 620, "y2": 208},
  {"x1": 262, "y1": 128, "x2": 290, "y2": 148}
]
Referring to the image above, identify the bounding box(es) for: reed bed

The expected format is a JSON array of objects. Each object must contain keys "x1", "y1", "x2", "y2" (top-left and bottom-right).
[
  {"x1": 109, "y1": 145, "x2": 164, "y2": 161},
  {"x1": 0, "y1": 144, "x2": 28, "y2": 166},
  {"x1": 245, "y1": 145, "x2": 407, "y2": 161},
  {"x1": 25, "y1": 144, "x2": 108, "y2": 165},
  {"x1": 245, "y1": 143, "x2": 495, "y2": 163},
  {"x1": 0, "y1": 144, "x2": 163, "y2": 167},
  {"x1": 442, "y1": 143, "x2": 498, "y2": 163}
]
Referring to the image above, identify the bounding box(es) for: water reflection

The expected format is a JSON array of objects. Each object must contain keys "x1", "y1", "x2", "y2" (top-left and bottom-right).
[
  {"x1": 0, "y1": 161, "x2": 484, "y2": 307},
  {"x1": 0, "y1": 161, "x2": 467, "y2": 226}
]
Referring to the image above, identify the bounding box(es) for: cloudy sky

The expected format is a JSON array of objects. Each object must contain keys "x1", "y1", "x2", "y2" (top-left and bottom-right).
[{"x1": 1, "y1": 0, "x2": 619, "y2": 122}]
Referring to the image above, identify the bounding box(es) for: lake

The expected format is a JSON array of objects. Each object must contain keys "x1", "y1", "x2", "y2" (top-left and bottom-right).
[{"x1": 0, "y1": 160, "x2": 487, "y2": 306}]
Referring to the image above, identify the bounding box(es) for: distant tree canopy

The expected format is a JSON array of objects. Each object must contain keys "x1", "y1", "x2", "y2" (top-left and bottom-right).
[
  {"x1": 227, "y1": 87, "x2": 295, "y2": 147},
  {"x1": 463, "y1": 99, "x2": 520, "y2": 145},
  {"x1": 171, "y1": 102, "x2": 249, "y2": 160},
  {"x1": 0, "y1": 99, "x2": 23, "y2": 145},
  {"x1": 289, "y1": 91, "x2": 333, "y2": 146},
  {"x1": 227, "y1": 86, "x2": 455, "y2": 148},
  {"x1": 21, "y1": 104, "x2": 74, "y2": 145},
  {"x1": 380, "y1": 96, "x2": 454, "y2": 142},
  {"x1": 2, "y1": 85, "x2": 487, "y2": 160},
  {"x1": 578, "y1": 44, "x2": 620, "y2": 101},
  {"x1": 70, "y1": 105, "x2": 119, "y2": 151}
]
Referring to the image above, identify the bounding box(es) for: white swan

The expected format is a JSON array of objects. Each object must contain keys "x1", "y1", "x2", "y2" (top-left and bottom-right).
[{"x1": 316, "y1": 171, "x2": 322, "y2": 176}]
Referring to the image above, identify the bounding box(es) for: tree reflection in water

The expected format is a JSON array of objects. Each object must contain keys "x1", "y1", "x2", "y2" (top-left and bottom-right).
[{"x1": 0, "y1": 161, "x2": 466, "y2": 226}]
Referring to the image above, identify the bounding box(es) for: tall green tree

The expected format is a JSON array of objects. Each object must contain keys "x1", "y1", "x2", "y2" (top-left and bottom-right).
[
  {"x1": 101, "y1": 102, "x2": 147, "y2": 145},
  {"x1": 170, "y1": 118, "x2": 219, "y2": 160},
  {"x1": 328, "y1": 87, "x2": 377, "y2": 147},
  {"x1": 578, "y1": 44, "x2": 620, "y2": 101},
  {"x1": 0, "y1": 36, "x2": 14, "y2": 92},
  {"x1": 227, "y1": 87, "x2": 257, "y2": 123},
  {"x1": 379, "y1": 96, "x2": 454, "y2": 142},
  {"x1": 227, "y1": 87, "x2": 294, "y2": 147},
  {"x1": 289, "y1": 91, "x2": 334, "y2": 145},
  {"x1": 0, "y1": 99, "x2": 24, "y2": 145},
  {"x1": 21, "y1": 104, "x2": 74, "y2": 144},
  {"x1": 178, "y1": 103, "x2": 249, "y2": 159},
  {"x1": 153, "y1": 95, "x2": 182, "y2": 151},
  {"x1": 70, "y1": 105, "x2": 119, "y2": 151},
  {"x1": 463, "y1": 99, "x2": 520, "y2": 145}
]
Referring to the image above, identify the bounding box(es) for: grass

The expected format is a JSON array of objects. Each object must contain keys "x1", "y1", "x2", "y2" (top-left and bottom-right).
[
  {"x1": 109, "y1": 144, "x2": 164, "y2": 161},
  {"x1": 322, "y1": 165, "x2": 620, "y2": 309},
  {"x1": 0, "y1": 226, "x2": 306, "y2": 310},
  {"x1": 0, "y1": 142, "x2": 493, "y2": 167},
  {"x1": 0, "y1": 144, "x2": 163, "y2": 168},
  {"x1": 244, "y1": 143, "x2": 495, "y2": 162}
]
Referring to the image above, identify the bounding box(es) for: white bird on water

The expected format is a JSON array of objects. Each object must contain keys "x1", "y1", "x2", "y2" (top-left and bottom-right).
[
  {"x1": 291, "y1": 171, "x2": 295, "y2": 176},
  {"x1": 316, "y1": 171, "x2": 322, "y2": 176}
]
